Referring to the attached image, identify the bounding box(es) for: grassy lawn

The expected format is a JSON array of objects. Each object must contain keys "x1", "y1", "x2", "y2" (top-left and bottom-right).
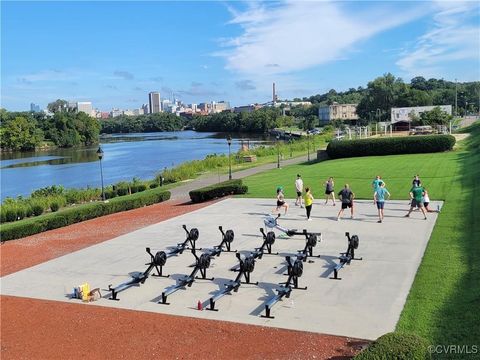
[
  {"x1": 241, "y1": 151, "x2": 462, "y2": 201},
  {"x1": 241, "y1": 123, "x2": 480, "y2": 354}
]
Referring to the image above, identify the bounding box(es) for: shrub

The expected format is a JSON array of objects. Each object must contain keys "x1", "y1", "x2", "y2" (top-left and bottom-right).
[
  {"x1": 326, "y1": 135, "x2": 456, "y2": 159},
  {"x1": 149, "y1": 182, "x2": 159, "y2": 189},
  {"x1": 104, "y1": 189, "x2": 117, "y2": 199},
  {"x1": 137, "y1": 184, "x2": 147, "y2": 192},
  {"x1": 25, "y1": 206, "x2": 34, "y2": 217},
  {"x1": 5, "y1": 207, "x2": 16, "y2": 222},
  {"x1": 115, "y1": 181, "x2": 130, "y2": 196},
  {"x1": 354, "y1": 332, "x2": 431, "y2": 360},
  {"x1": 31, "y1": 185, "x2": 65, "y2": 198},
  {"x1": 50, "y1": 201, "x2": 60, "y2": 212},
  {"x1": 0, "y1": 208, "x2": 6, "y2": 223},
  {"x1": 189, "y1": 179, "x2": 248, "y2": 203},
  {"x1": 32, "y1": 204, "x2": 44, "y2": 216},
  {"x1": 16, "y1": 205, "x2": 27, "y2": 220},
  {"x1": 0, "y1": 188, "x2": 171, "y2": 241}
]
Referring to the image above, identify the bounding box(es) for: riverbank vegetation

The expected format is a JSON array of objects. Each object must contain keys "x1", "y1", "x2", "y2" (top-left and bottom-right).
[
  {"x1": 158, "y1": 132, "x2": 330, "y2": 183},
  {"x1": 0, "y1": 177, "x2": 161, "y2": 224},
  {"x1": 0, "y1": 109, "x2": 100, "y2": 151},
  {"x1": 100, "y1": 112, "x2": 185, "y2": 134}
]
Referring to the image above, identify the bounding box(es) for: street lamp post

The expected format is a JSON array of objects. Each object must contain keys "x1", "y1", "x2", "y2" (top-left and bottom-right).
[
  {"x1": 307, "y1": 134, "x2": 310, "y2": 161},
  {"x1": 289, "y1": 139, "x2": 293, "y2": 158},
  {"x1": 96, "y1": 146, "x2": 105, "y2": 201},
  {"x1": 227, "y1": 135, "x2": 232, "y2": 180},
  {"x1": 455, "y1": 78, "x2": 458, "y2": 116},
  {"x1": 276, "y1": 135, "x2": 280, "y2": 168}
]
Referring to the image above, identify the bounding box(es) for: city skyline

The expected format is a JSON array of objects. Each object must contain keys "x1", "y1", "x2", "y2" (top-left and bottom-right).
[{"x1": 2, "y1": 1, "x2": 479, "y2": 111}]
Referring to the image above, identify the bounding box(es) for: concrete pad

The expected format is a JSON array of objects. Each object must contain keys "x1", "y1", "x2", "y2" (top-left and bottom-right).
[{"x1": 0, "y1": 198, "x2": 441, "y2": 340}]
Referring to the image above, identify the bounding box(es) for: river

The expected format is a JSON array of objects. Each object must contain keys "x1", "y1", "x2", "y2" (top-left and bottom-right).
[{"x1": 0, "y1": 131, "x2": 273, "y2": 200}]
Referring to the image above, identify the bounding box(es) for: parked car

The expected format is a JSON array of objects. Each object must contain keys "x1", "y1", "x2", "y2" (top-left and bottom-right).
[{"x1": 411, "y1": 126, "x2": 433, "y2": 135}]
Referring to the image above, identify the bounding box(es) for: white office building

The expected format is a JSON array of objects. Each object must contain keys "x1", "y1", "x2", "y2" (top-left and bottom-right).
[
  {"x1": 391, "y1": 105, "x2": 452, "y2": 124},
  {"x1": 77, "y1": 102, "x2": 94, "y2": 116}
]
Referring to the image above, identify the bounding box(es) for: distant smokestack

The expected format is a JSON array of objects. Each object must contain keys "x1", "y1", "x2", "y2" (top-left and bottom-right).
[{"x1": 273, "y1": 82, "x2": 276, "y2": 103}]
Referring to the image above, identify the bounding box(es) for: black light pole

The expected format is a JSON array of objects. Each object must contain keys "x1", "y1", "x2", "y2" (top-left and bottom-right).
[
  {"x1": 289, "y1": 138, "x2": 293, "y2": 158},
  {"x1": 276, "y1": 135, "x2": 280, "y2": 168},
  {"x1": 96, "y1": 146, "x2": 105, "y2": 201},
  {"x1": 227, "y1": 135, "x2": 232, "y2": 180},
  {"x1": 307, "y1": 134, "x2": 310, "y2": 161}
]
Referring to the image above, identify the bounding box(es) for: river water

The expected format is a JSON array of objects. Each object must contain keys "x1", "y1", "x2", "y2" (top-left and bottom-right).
[{"x1": 0, "y1": 131, "x2": 273, "y2": 200}]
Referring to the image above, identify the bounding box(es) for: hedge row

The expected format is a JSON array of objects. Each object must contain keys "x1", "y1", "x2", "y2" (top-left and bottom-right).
[
  {"x1": 354, "y1": 332, "x2": 430, "y2": 359},
  {"x1": 0, "y1": 189, "x2": 171, "y2": 241},
  {"x1": 326, "y1": 135, "x2": 456, "y2": 159},
  {"x1": 189, "y1": 179, "x2": 248, "y2": 203}
]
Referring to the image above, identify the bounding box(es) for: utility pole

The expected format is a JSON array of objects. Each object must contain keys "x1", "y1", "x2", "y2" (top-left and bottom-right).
[{"x1": 455, "y1": 78, "x2": 458, "y2": 116}]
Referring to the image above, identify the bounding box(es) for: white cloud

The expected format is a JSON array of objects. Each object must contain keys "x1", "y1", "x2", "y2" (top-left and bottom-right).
[
  {"x1": 396, "y1": 1, "x2": 480, "y2": 78},
  {"x1": 218, "y1": 1, "x2": 427, "y2": 77}
]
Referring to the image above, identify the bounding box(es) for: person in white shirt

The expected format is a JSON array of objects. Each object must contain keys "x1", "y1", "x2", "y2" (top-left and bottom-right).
[{"x1": 294, "y1": 174, "x2": 304, "y2": 208}]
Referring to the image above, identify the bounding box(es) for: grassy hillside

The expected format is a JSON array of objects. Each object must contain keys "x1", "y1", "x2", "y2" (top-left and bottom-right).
[{"x1": 241, "y1": 149, "x2": 463, "y2": 201}]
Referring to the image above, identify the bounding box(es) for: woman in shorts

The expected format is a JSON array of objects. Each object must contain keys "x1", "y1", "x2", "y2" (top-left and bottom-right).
[
  {"x1": 324, "y1": 177, "x2": 336, "y2": 205},
  {"x1": 423, "y1": 189, "x2": 438, "y2": 213},
  {"x1": 273, "y1": 187, "x2": 289, "y2": 215}
]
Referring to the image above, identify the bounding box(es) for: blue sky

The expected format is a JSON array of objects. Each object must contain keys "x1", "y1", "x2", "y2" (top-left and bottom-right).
[{"x1": 2, "y1": 1, "x2": 479, "y2": 111}]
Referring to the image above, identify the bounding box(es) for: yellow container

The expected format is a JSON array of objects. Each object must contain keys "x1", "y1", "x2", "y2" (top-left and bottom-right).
[{"x1": 80, "y1": 283, "x2": 90, "y2": 301}]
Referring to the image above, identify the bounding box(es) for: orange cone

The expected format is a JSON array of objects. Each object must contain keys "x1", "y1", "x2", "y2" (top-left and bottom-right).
[{"x1": 197, "y1": 300, "x2": 203, "y2": 311}]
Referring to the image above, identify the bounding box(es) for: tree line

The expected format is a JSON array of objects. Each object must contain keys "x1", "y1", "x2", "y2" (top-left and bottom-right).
[
  {"x1": 0, "y1": 109, "x2": 100, "y2": 151},
  {"x1": 297, "y1": 74, "x2": 479, "y2": 122},
  {"x1": 100, "y1": 113, "x2": 185, "y2": 134}
]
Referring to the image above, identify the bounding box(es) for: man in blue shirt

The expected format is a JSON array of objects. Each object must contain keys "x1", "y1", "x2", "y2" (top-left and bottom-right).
[{"x1": 374, "y1": 183, "x2": 390, "y2": 223}]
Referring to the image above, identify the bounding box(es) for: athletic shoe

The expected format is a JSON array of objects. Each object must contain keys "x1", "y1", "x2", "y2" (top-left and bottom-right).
[
  {"x1": 307, "y1": 218, "x2": 312, "y2": 221},
  {"x1": 404, "y1": 214, "x2": 410, "y2": 217},
  {"x1": 336, "y1": 217, "x2": 340, "y2": 221},
  {"x1": 424, "y1": 217, "x2": 427, "y2": 220},
  {"x1": 300, "y1": 206, "x2": 304, "y2": 208},
  {"x1": 377, "y1": 220, "x2": 382, "y2": 223}
]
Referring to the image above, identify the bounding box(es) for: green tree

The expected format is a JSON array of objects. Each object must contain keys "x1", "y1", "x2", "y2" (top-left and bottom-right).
[
  {"x1": 47, "y1": 99, "x2": 68, "y2": 113},
  {"x1": 1, "y1": 116, "x2": 44, "y2": 151},
  {"x1": 356, "y1": 73, "x2": 407, "y2": 121},
  {"x1": 415, "y1": 107, "x2": 452, "y2": 126}
]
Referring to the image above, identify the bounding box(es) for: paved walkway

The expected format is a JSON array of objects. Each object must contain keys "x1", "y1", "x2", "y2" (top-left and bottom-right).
[{"x1": 169, "y1": 154, "x2": 313, "y2": 201}]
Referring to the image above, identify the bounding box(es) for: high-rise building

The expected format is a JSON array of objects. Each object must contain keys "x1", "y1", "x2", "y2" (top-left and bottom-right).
[
  {"x1": 149, "y1": 92, "x2": 161, "y2": 113},
  {"x1": 213, "y1": 101, "x2": 230, "y2": 113},
  {"x1": 77, "y1": 102, "x2": 93, "y2": 116},
  {"x1": 142, "y1": 104, "x2": 149, "y2": 114},
  {"x1": 30, "y1": 103, "x2": 41, "y2": 112}
]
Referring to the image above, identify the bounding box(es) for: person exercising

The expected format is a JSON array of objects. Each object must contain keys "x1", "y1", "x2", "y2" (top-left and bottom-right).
[
  {"x1": 374, "y1": 182, "x2": 390, "y2": 223},
  {"x1": 371, "y1": 175, "x2": 385, "y2": 204},
  {"x1": 337, "y1": 184, "x2": 355, "y2": 220},
  {"x1": 273, "y1": 186, "x2": 289, "y2": 215},
  {"x1": 294, "y1": 174, "x2": 304, "y2": 208},
  {"x1": 404, "y1": 183, "x2": 427, "y2": 220}
]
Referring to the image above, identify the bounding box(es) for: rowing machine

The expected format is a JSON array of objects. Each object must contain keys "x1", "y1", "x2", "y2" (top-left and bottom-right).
[
  {"x1": 207, "y1": 226, "x2": 236, "y2": 257},
  {"x1": 289, "y1": 230, "x2": 322, "y2": 261},
  {"x1": 108, "y1": 247, "x2": 167, "y2": 301},
  {"x1": 159, "y1": 249, "x2": 214, "y2": 305},
  {"x1": 262, "y1": 255, "x2": 307, "y2": 319},
  {"x1": 331, "y1": 232, "x2": 362, "y2": 280},
  {"x1": 258, "y1": 228, "x2": 278, "y2": 255},
  {"x1": 208, "y1": 253, "x2": 258, "y2": 311}
]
